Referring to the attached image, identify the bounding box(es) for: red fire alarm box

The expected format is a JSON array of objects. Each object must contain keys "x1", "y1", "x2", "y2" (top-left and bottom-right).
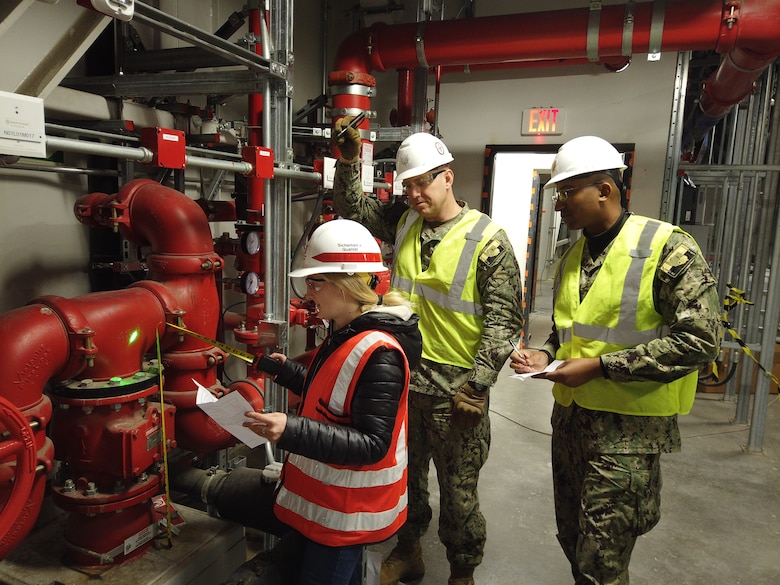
[
  {"x1": 140, "y1": 127, "x2": 186, "y2": 169},
  {"x1": 242, "y1": 146, "x2": 275, "y2": 179}
]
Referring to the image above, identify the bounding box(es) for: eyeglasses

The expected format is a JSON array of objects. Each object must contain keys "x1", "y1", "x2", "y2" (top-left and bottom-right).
[
  {"x1": 402, "y1": 169, "x2": 447, "y2": 194},
  {"x1": 552, "y1": 181, "x2": 604, "y2": 204},
  {"x1": 305, "y1": 277, "x2": 327, "y2": 292}
]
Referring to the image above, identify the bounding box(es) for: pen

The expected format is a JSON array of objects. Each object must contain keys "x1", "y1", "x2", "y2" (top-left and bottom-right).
[
  {"x1": 508, "y1": 339, "x2": 521, "y2": 354},
  {"x1": 336, "y1": 111, "x2": 367, "y2": 139}
]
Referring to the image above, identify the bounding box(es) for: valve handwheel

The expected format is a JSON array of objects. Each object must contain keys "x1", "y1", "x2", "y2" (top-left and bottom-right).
[{"x1": 0, "y1": 396, "x2": 38, "y2": 541}]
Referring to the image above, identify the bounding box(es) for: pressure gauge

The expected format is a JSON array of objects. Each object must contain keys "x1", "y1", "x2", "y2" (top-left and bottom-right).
[
  {"x1": 240, "y1": 271, "x2": 261, "y2": 295},
  {"x1": 241, "y1": 230, "x2": 261, "y2": 255}
]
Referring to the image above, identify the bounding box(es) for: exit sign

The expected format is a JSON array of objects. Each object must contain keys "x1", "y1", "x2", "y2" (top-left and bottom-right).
[{"x1": 522, "y1": 108, "x2": 564, "y2": 135}]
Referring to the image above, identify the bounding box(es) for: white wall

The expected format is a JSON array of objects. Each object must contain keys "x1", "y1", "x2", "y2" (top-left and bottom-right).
[{"x1": 413, "y1": 57, "x2": 677, "y2": 220}]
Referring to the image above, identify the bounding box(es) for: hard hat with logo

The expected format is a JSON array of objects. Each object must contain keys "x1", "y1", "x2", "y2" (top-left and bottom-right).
[
  {"x1": 395, "y1": 132, "x2": 454, "y2": 182},
  {"x1": 545, "y1": 136, "x2": 627, "y2": 188},
  {"x1": 289, "y1": 219, "x2": 388, "y2": 277}
]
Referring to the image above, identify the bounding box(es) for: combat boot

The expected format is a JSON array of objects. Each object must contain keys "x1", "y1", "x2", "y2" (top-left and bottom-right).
[
  {"x1": 379, "y1": 539, "x2": 425, "y2": 585},
  {"x1": 448, "y1": 565, "x2": 475, "y2": 585}
]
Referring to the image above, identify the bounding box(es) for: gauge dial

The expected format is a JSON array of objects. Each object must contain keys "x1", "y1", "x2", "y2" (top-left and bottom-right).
[
  {"x1": 241, "y1": 231, "x2": 261, "y2": 255},
  {"x1": 240, "y1": 271, "x2": 260, "y2": 295}
]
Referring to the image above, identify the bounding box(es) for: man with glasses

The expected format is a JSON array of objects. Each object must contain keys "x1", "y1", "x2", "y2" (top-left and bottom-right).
[
  {"x1": 332, "y1": 121, "x2": 524, "y2": 585},
  {"x1": 510, "y1": 136, "x2": 722, "y2": 584}
]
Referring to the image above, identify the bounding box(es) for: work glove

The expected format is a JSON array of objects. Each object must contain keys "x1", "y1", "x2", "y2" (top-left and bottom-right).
[
  {"x1": 451, "y1": 382, "x2": 488, "y2": 429},
  {"x1": 333, "y1": 116, "x2": 362, "y2": 163}
]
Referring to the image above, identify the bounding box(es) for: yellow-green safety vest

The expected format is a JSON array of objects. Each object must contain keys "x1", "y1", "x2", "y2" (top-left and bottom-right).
[
  {"x1": 552, "y1": 215, "x2": 697, "y2": 416},
  {"x1": 391, "y1": 209, "x2": 499, "y2": 369}
]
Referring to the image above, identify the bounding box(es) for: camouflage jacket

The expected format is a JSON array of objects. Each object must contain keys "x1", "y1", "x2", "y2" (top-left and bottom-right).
[
  {"x1": 542, "y1": 215, "x2": 723, "y2": 452},
  {"x1": 333, "y1": 160, "x2": 524, "y2": 396}
]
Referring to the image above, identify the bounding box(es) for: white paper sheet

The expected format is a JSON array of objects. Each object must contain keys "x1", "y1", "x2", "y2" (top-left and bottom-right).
[
  {"x1": 510, "y1": 359, "x2": 564, "y2": 381},
  {"x1": 194, "y1": 379, "x2": 267, "y2": 448}
]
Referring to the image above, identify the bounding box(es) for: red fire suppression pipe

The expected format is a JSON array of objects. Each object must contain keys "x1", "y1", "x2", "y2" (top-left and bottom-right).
[
  {"x1": 332, "y1": 1, "x2": 780, "y2": 133},
  {"x1": 247, "y1": 7, "x2": 266, "y2": 223},
  {"x1": 0, "y1": 179, "x2": 265, "y2": 563},
  {"x1": 392, "y1": 69, "x2": 414, "y2": 127}
]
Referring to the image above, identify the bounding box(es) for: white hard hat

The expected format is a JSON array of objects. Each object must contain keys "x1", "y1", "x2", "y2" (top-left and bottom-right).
[
  {"x1": 395, "y1": 132, "x2": 454, "y2": 182},
  {"x1": 545, "y1": 136, "x2": 627, "y2": 188},
  {"x1": 289, "y1": 219, "x2": 388, "y2": 278}
]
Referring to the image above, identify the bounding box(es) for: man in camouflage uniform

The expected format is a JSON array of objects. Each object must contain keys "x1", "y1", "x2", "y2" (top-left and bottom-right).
[
  {"x1": 332, "y1": 121, "x2": 524, "y2": 585},
  {"x1": 510, "y1": 136, "x2": 723, "y2": 585}
]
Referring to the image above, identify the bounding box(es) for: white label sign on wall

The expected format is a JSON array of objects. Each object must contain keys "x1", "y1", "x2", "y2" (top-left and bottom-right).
[{"x1": 0, "y1": 90, "x2": 46, "y2": 158}]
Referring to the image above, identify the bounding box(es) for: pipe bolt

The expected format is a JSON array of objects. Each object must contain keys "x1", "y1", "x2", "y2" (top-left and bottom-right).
[
  {"x1": 62, "y1": 479, "x2": 75, "y2": 492},
  {"x1": 85, "y1": 482, "x2": 97, "y2": 496}
]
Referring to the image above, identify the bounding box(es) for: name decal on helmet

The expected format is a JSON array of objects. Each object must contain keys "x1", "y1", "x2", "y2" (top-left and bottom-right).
[{"x1": 312, "y1": 252, "x2": 383, "y2": 263}]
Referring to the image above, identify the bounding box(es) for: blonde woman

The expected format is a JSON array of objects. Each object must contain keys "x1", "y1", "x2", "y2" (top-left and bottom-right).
[{"x1": 244, "y1": 219, "x2": 421, "y2": 585}]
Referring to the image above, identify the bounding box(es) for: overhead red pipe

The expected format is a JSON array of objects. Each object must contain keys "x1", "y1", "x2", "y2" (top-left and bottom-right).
[
  {"x1": 333, "y1": 1, "x2": 780, "y2": 127},
  {"x1": 335, "y1": 2, "x2": 750, "y2": 70},
  {"x1": 438, "y1": 56, "x2": 632, "y2": 75}
]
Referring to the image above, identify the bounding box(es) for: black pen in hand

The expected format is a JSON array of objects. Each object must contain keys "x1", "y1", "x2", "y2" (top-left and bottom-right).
[{"x1": 336, "y1": 111, "x2": 367, "y2": 139}]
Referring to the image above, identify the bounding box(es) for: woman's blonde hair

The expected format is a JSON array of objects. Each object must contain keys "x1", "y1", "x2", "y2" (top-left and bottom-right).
[{"x1": 319, "y1": 272, "x2": 410, "y2": 313}]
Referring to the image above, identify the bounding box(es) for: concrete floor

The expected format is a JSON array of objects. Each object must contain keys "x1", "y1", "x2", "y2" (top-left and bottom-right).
[{"x1": 370, "y1": 286, "x2": 780, "y2": 585}]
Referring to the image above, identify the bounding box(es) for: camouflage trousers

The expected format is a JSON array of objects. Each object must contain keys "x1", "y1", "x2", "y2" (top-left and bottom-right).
[
  {"x1": 552, "y1": 404, "x2": 662, "y2": 585},
  {"x1": 395, "y1": 392, "x2": 491, "y2": 568}
]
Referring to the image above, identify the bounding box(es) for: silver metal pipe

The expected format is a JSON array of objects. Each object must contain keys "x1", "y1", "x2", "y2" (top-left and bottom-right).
[
  {"x1": 273, "y1": 167, "x2": 321, "y2": 182},
  {"x1": 44, "y1": 133, "x2": 325, "y2": 180},
  {"x1": 184, "y1": 154, "x2": 253, "y2": 175},
  {"x1": 45, "y1": 135, "x2": 153, "y2": 163},
  {"x1": 46, "y1": 123, "x2": 140, "y2": 144},
  {"x1": 0, "y1": 161, "x2": 119, "y2": 176}
]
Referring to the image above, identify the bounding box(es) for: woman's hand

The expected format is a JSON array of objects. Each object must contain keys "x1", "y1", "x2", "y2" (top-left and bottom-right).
[{"x1": 243, "y1": 410, "x2": 288, "y2": 442}]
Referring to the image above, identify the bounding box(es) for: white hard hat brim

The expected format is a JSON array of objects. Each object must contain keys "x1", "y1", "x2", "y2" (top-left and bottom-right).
[
  {"x1": 396, "y1": 155, "x2": 454, "y2": 182},
  {"x1": 544, "y1": 164, "x2": 627, "y2": 189},
  {"x1": 289, "y1": 262, "x2": 389, "y2": 278}
]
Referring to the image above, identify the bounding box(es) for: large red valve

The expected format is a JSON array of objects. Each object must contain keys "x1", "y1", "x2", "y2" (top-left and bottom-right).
[{"x1": 0, "y1": 396, "x2": 40, "y2": 552}]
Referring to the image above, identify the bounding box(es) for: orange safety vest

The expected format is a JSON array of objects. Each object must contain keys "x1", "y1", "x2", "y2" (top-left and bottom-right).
[{"x1": 274, "y1": 330, "x2": 410, "y2": 546}]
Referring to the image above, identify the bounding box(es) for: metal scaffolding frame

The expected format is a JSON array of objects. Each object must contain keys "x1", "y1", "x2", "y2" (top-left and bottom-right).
[{"x1": 664, "y1": 59, "x2": 780, "y2": 452}]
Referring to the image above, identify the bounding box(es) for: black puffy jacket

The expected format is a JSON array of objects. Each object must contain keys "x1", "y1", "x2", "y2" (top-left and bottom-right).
[{"x1": 274, "y1": 306, "x2": 421, "y2": 467}]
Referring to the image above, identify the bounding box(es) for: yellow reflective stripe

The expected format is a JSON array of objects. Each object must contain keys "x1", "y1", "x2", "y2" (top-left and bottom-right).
[
  {"x1": 391, "y1": 209, "x2": 488, "y2": 315},
  {"x1": 618, "y1": 219, "x2": 661, "y2": 330},
  {"x1": 391, "y1": 276, "x2": 483, "y2": 316},
  {"x1": 562, "y1": 322, "x2": 670, "y2": 345}
]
